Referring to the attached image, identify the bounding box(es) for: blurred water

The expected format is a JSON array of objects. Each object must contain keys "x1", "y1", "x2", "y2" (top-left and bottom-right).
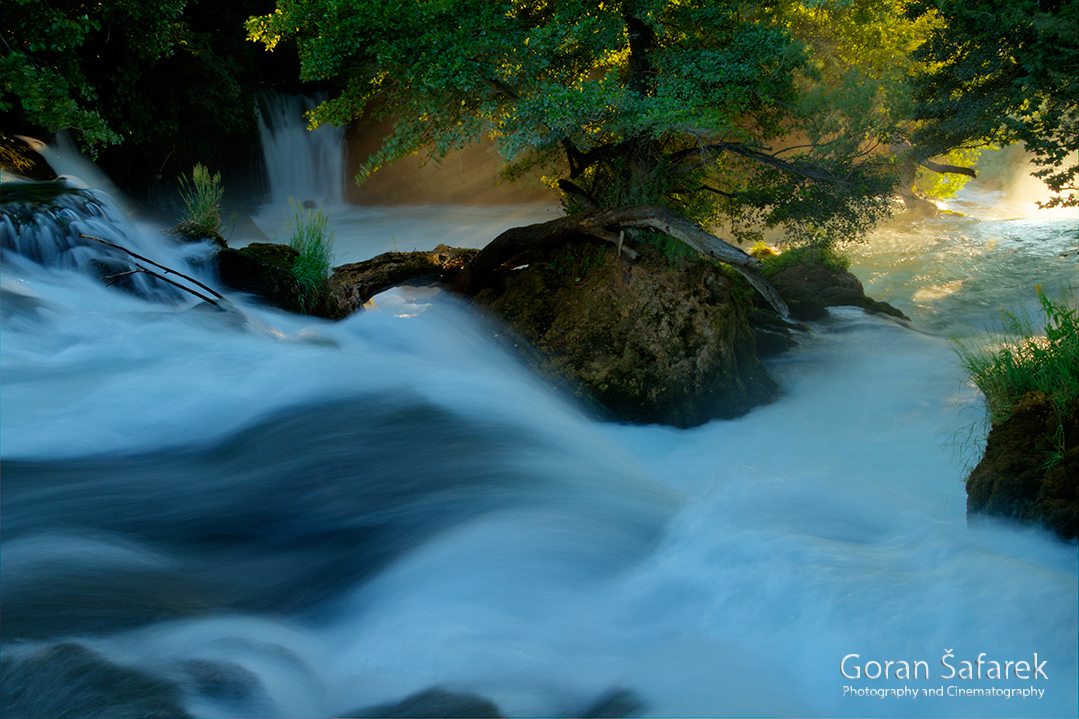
[
  {"x1": 1, "y1": 173, "x2": 1076, "y2": 717},
  {"x1": 257, "y1": 93, "x2": 348, "y2": 207}
]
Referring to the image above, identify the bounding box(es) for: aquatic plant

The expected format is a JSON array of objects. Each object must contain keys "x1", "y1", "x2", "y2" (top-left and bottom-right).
[
  {"x1": 285, "y1": 199, "x2": 335, "y2": 313},
  {"x1": 177, "y1": 163, "x2": 224, "y2": 237}
]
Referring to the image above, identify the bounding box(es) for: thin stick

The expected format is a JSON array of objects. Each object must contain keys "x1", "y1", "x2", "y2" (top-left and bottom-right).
[
  {"x1": 80, "y1": 233, "x2": 226, "y2": 301},
  {"x1": 103, "y1": 266, "x2": 220, "y2": 305}
]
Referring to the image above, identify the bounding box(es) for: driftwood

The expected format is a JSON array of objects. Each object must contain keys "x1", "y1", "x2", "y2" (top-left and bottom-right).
[{"x1": 452, "y1": 205, "x2": 791, "y2": 318}]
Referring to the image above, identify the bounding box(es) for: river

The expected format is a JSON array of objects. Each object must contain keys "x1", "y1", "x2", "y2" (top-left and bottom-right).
[{"x1": 1, "y1": 132, "x2": 1076, "y2": 717}]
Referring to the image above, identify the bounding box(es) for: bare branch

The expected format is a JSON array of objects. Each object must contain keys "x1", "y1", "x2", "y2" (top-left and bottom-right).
[
  {"x1": 104, "y1": 265, "x2": 221, "y2": 305},
  {"x1": 80, "y1": 233, "x2": 226, "y2": 302},
  {"x1": 920, "y1": 159, "x2": 977, "y2": 178}
]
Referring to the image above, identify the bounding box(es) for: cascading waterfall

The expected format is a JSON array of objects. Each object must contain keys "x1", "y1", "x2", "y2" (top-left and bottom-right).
[
  {"x1": 256, "y1": 91, "x2": 348, "y2": 207},
  {"x1": 0, "y1": 183, "x2": 208, "y2": 305},
  {"x1": 1, "y1": 136, "x2": 1076, "y2": 718}
]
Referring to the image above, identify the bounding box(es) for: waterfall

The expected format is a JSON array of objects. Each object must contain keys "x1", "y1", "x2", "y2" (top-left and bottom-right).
[{"x1": 256, "y1": 92, "x2": 348, "y2": 207}]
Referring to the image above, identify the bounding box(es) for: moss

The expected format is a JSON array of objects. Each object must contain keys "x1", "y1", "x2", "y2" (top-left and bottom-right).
[
  {"x1": 476, "y1": 239, "x2": 776, "y2": 426},
  {"x1": 0, "y1": 180, "x2": 90, "y2": 207},
  {"x1": 761, "y1": 243, "x2": 851, "y2": 278}
]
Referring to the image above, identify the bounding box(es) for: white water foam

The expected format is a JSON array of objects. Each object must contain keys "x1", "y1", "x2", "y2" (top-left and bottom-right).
[{"x1": 1, "y1": 168, "x2": 1075, "y2": 718}]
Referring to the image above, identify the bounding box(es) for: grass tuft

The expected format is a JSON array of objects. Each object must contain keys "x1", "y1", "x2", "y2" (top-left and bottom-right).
[
  {"x1": 285, "y1": 199, "x2": 335, "y2": 313},
  {"x1": 178, "y1": 163, "x2": 224, "y2": 237},
  {"x1": 956, "y1": 287, "x2": 1079, "y2": 468}
]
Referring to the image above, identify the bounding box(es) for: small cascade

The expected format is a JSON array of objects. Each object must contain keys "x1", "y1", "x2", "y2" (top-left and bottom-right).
[
  {"x1": 0, "y1": 182, "x2": 201, "y2": 304},
  {"x1": 257, "y1": 92, "x2": 348, "y2": 206}
]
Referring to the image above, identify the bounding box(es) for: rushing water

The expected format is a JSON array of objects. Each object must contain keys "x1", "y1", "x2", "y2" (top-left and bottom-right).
[{"x1": 2, "y1": 147, "x2": 1077, "y2": 717}]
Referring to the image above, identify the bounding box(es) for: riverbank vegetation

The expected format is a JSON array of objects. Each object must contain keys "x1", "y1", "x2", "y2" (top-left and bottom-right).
[
  {"x1": 907, "y1": 0, "x2": 1078, "y2": 209},
  {"x1": 958, "y1": 289, "x2": 1079, "y2": 466},
  {"x1": 246, "y1": 0, "x2": 924, "y2": 248},
  {"x1": 1, "y1": 0, "x2": 294, "y2": 191}
]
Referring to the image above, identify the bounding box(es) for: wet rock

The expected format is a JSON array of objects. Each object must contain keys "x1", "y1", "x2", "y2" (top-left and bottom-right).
[
  {"x1": 218, "y1": 242, "x2": 302, "y2": 313},
  {"x1": 84, "y1": 257, "x2": 141, "y2": 295},
  {"x1": 966, "y1": 391, "x2": 1078, "y2": 540},
  {"x1": 576, "y1": 687, "x2": 646, "y2": 717},
  {"x1": 346, "y1": 687, "x2": 501, "y2": 718},
  {"x1": 182, "y1": 659, "x2": 275, "y2": 715},
  {"x1": 165, "y1": 220, "x2": 227, "y2": 248},
  {"x1": 0, "y1": 138, "x2": 58, "y2": 182},
  {"x1": 0, "y1": 643, "x2": 191, "y2": 719},
  {"x1": 216, "y1": 242, "x2": 340, "y2": 317},
  {"x1": 474, "y1": 240, "x2": 777, "y2": 427},
  {"x1": 748, "y1": 307, "x2": 809, "y2": 358}
]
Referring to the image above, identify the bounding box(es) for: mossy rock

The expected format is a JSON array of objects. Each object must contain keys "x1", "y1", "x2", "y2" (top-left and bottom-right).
[
  {"x1": 768, "y1": 262, "x2": 910, "y2": 322},
  {"x1": 474, "y1": 240, "x2": 777, "y2": 427},
  {"x1": 216, "y1": 242, "x2": 336, "y2": 317},
  {"x1": 165, "y1": 220, "x2": 226, "y2": 249},
  {"x1": 0, "y1": 180, "x2": 88, "y2": 207},
  {"x1": 966, "y1": 391, "x2": 1078, "y2": 540}
]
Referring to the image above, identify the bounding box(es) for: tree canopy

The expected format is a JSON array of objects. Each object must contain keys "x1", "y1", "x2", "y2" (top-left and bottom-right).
[
  {"x1": 1, "y1": 0, "x2": 281, "y2": 188},
  {"x1": 907, "y1": 0, "x2": 1079, "y2": 208},
  {"x1": 248, "y1": 0, "x2": 917, "y2": 245}
]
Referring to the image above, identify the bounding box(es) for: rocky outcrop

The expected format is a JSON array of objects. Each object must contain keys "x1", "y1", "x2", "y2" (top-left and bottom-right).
[
  {"x1": 165, "y1": 220, "x2": 226, "y2": 249},
  {"x1": 473, "y1": 239, "x2": 777, "y2": 427},
  {"x1": 216, "y1": 242, "x2": 307, "y2": 314},
  {"x1": 966, "y1": 391, "x2": 1078, "y2": 540},
  {"x1": 767, "y1": 262, "x2": 909, "y2": 322},
  {"x1": 214, "y1": 242, "x2": 336, "y2": 318}
]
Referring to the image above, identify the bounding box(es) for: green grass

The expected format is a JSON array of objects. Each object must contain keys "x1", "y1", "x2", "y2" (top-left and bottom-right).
[
  {"x1": 178, "y1": 163, "x2": 224, "y2": 237},
  {"x1": 285, "y1": 199, "x2": 335, "y2": 313},
  {"x1": 956, "y1": 287, "x2": 1079, "y2": 468}
]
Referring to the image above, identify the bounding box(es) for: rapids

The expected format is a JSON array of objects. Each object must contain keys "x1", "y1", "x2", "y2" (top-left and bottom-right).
[{"x1": 1, "y1": 133, "x2": 1076, "y2": 717}]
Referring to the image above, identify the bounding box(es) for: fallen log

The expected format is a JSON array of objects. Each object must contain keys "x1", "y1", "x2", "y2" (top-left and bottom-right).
[{"x1": 329, "y1": 244, "x2": 479, "y2": 315}]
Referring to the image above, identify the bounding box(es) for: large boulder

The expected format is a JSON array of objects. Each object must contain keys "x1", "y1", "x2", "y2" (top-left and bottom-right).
[
  {"x1": 473, "y1": 239, "x2": 777, "y2": 427},
  {"x1": 966, "y1": 391, "x2": 1078, "y2": 540}
]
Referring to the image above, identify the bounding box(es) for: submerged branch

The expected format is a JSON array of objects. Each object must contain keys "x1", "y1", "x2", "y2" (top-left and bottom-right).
[
  {"x1": 80, "y1": 233, "x2": 226, "y2": 302},
  {"x1": 103, "y1": 266, "x2": 222, "y2": 305}
]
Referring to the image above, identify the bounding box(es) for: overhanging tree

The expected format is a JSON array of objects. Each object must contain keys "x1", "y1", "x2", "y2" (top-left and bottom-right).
[
  {"x1": 907, "y1": 0, "x2": 1079, "y2": 208},
  {"x1": 248, "y1": 0, "x2": 907, "y2": 249}
]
